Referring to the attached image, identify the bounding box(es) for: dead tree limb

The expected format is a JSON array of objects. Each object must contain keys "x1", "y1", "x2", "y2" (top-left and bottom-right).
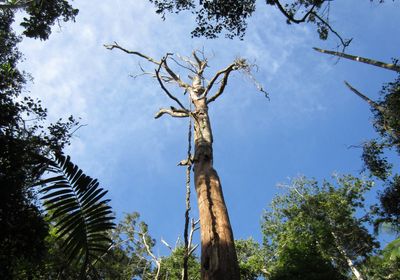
[
  {"x1": 314, "y1": 48, "x2": 400, "y2": 72},
  {"x1": 139, "y1": 231, "x2": 161, "y2": 280},
  {"x1": 104, "y1": 42, "x2": 160, "y2": 65},
  {"x1": 156, "y1": 57, "x2": 187, "y2": 110},
  {"x1": 154, "y1": 108, "x2": 189, "y2": 119},
  {"x1": 203, "y1": 63, "x2": 237, "y2": 99},
  {"x1": 344, "y1": 81, "x2": 385, "y2": 113}
]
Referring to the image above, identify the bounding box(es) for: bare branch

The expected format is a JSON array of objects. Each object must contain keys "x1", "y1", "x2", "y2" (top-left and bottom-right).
[
  {"x1": 314, "y1": 48, "x2": 400, "y2": 72},
  {"x1": 155, "y1": 57, "x2": 187, "y2": 110},
  {"x1": 104, "y1": 42, "x2": 160, "y2": 65},
  {"x1": 206, "y1": 64, "x2": 237, "y2": 104},
  {"x1": 272, "y1": 1, "x2": 351, "y2": 50},
  {"x1": 139, "y1": 231, "x2": 161, "y2": 280},
  {"x1": 310, "y1": 12, "x2": 351, "y2": 51},
  {"x1": 187, "y1": 218, "x2": 200, "y2": 256},
  {"x1": 203, "y1": 62, "x2": 236, "y2": 99},
  {"x1": 154, "y1": 107, "x2": 189, "y2": 119},
  {"x1": 170, "y1": 56, "x2": 197, "y2": 74},
  {"x1": 273, "y1": 0, "x2": 316, "y2": 24},
  {"x1": 161, "y1": 238, "x2": 172, "y2": 251},
  {"x1": 344, "y1": 81, "x2": 385, "y2": 113}
]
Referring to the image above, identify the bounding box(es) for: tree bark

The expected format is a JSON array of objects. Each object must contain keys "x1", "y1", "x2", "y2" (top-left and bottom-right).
[
  {"x1": 190, "y1": 76, "x2": 240, "y2": 280},
  {"x1": 331, "y1": 231, "x2": 364, "y2": 280}
]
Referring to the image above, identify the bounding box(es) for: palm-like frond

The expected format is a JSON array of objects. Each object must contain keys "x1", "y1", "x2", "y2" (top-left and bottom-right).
[{"x1": 37, "y1": 153, "x2": 115, "y2": 277}]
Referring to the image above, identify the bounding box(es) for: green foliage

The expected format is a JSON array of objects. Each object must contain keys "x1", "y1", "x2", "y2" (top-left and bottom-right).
[
  {"x1": 149, "y1": 0, "x2": 349, "y2": 43},
  {"x1": 235, "y1": 238, "x2": 265, "y2": 280},
  {"x1": 0, "y1": 8, "x2": 78, "y2": 278},
  {"x1": 374, "y1": 175, "x2": 400, "y2": 231},
  {"x1": 362, "y1": 140, "x2": 392, "y2": 180},
  {"x1": 362, "y1": 238, "x2": 400, "y2": 280},
  {"x1": 100, "y1": 212, "x2": 156, "y2": 279},
  {"x1": 0, "y1": 0, "x2": 79, "y2": 40},
  {"x1": 361, "y1": 73, "x2": 400, "y2": 232},
  {"x1": 149, "y1": 0, "x2": 256, "y2": 39},
  {"x1": 37, "y1": 154, "x2": 115, "y2": 277},
  {"x1": 262, "y1": 175, "x2": 377, "y2": 278},
  {"x1": 158, "y1": 246, "x2": 201, "y2": 280},
  {"x1": 373, "y1": 73, "x2": 400, "y2": 148},
  {"x1": 268, "y1": 241, "x2": 347, "y2": 280}
]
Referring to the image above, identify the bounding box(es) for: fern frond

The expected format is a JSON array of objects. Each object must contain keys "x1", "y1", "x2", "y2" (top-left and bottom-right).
[{"x1": 38, "y1": 153, "x2": 115, "y2": 278}]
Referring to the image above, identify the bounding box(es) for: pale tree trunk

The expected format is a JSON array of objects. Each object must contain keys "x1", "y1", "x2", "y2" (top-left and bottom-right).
[
  {"x1": 344, "y1": 81, "x2": 400, "y2": 142},
  {"x1": 314, "y1": 47, "x2": 400, "y2": 72},
  {"x1": 104, "y1": 44, "x2": 244, "y2": 279},
  {"x1": 190, "y1": 77, "x2": 240, "y2": 280},
  {"x1": 331, "y1": 231, "x2": 364, "y2": 280}
]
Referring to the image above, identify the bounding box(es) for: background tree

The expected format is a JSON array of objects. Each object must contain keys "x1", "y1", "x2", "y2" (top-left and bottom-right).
[
  {"x1": 235, "y1": 238, "x2": 266, "y2": 280},
  {"x1": 0, "y1": 0, "x2": 79, "y2": 40},
  {"x1": 262, "y1": 175, "x2": 378, "y2": 280},
  {"x1": 0, "y1": 8, "x2": 79, "y2": 277},
  {"x1": 314, "y1": 47, "x2": 400, "y2": 238},
  {"x1": 0, "y1": 2, "x2": 117, "y2": 278},
  {"x1": 158, "y1": 246, "x2": 201, "y2": 280}
]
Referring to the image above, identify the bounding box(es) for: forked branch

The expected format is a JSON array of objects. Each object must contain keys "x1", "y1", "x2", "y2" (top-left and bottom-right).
[
  {"x1": 204, "y1": 63, "x2": 237, "y2": 99},
  {"x1": 155, "y1": 57, "x2": 187, "y2": 110}
]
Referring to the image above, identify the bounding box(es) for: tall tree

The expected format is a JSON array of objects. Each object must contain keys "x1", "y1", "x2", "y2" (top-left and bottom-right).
[
  {"x1": 314, "y1": 47, "x2": 400, "y2": 232},
  {"x1": 105, "y1": 43, "x2": 266, "y2": 280},
  {"x1": 262, "y1": 175, "x2": 378, "y2": 280}
]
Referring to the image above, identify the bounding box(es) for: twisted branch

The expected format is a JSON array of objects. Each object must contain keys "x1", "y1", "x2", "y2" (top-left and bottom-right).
[{"x1": 155, "y1": 56, "x2": 187, "y2": 110}]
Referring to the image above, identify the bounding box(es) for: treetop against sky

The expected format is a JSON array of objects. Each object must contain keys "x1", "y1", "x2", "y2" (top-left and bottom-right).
[{"x1": 16, "y1": 0, "x2": 400, "y2": 255}]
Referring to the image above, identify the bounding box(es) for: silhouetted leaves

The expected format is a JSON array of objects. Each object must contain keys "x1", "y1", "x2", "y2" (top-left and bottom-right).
[{"x1": 37, "y1": 154, "x2": 115, "y2": 277}]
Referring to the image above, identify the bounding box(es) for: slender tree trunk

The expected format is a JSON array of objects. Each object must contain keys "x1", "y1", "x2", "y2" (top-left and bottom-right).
[
  {"x1": 314, "y1": 47, "x2": 400, "y2": 72},
  {"x1": 331, "y1": 231, "x2": 364, "y2": 280},
  {"x1": 190, "y1": 77, "x2": 240, "y2": 280}
]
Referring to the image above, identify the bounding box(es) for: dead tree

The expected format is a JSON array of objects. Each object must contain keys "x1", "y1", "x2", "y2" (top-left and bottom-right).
[{"x1": 105, "y1": 42, "x2": 265, "y2": 280}]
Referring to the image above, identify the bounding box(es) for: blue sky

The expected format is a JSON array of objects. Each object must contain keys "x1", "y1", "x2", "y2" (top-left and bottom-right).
[{"x1": 17, "y1": 0, "x2": 400, "y2": 256}]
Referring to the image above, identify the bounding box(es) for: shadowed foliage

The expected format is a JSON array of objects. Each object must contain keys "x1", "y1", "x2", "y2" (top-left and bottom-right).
[{"x1": 36, "y1": 154, "x2": 115, "y2": 277}]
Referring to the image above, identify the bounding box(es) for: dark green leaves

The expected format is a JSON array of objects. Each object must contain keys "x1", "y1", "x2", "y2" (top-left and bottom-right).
[
  {"x1": 39, "y1": 153, "x2": 115, "y2": 277},
  {"x1": 20, "y1": 0, "x2": 79, "y2": 40}
]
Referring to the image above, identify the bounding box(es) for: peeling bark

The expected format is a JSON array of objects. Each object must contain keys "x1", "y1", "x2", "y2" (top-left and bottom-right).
[{"x1": 191, "y1": 77, "x2": 240, "y2": 280}]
